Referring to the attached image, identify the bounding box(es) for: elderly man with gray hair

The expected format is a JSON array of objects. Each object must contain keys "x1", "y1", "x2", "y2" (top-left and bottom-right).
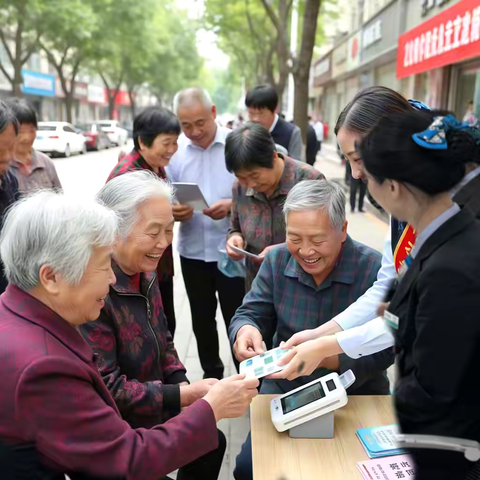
[
  {"x1": 167, "y1": 88, "x2": 245, "y2": 380},
  {"x1": 229, "y1": 179, "x2": 395, "y2": 480}
]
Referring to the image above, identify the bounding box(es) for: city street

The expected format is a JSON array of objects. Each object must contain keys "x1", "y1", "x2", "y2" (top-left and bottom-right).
[{"x1": 54, "y1": 144, "x2": 389, "y2": 480}]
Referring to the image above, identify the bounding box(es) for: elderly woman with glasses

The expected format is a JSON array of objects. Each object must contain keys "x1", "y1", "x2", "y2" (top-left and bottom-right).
[
  {"x1": 80, "y1": 170, "x2": 255, "y2": 479},
  {"x1": 0, "y1": 190, "x2": 258, "y2": 480}
]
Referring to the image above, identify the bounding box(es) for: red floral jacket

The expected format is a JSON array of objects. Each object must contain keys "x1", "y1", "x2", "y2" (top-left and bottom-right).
[
  {"x1": 0, "y1": 285, "x2": 217, "y2": 479},
  {"x1": 79, "y1": 262, "x2": 188, "y2": 428}
]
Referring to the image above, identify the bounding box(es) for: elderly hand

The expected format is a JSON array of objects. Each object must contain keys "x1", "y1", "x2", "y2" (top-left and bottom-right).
[
  {"x1": 234, "y1": 325, "x2": 265, "y2": 362},
  {"x1": 204, "y1": 374, "x2": 259, "y2": 421},
  {"x1": 203, "y1": 199, "x2": 232, "y2": 220},
  {"x1": 268, "y1": 335, "x2": 342, "y2": 381},
  {"x1": 251, "y1": 244, "x2": 281, "y2": 265},
  {"x1": 226, "y1": 234, "x2": 246, "y2": 261},
  {"x1": 173, "y1": 202, "x2": 194, "y2": 222},
  {"x1": 180, "y1": 378, "x2": 219, "y2": 407}
]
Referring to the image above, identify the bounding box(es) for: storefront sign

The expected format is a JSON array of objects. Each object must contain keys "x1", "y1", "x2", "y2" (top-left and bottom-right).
[
  {"x1": 111, "y1": 89, "x2": 131, "y2": 106},
  {"x1": 22, "y1": 70, "x2": 55, "y2": 97},
  {"x1": 347, "y1": 31, "x2": 362, "y2": 71},
  {"x1": 363, "y1": 19, "x2": 382, "y2": 49},
  {"x1": 313, "y1": 53, "x2": 332, "y2": 86},
  {"x1": 398, "y1": 0, "x2": 480, "y2": 78},
  {"x1": 421, "y1": 0, "x2": 451, "y2": 17},
  {"x1": 74, "y1": 82, "x2": 88, "y2": 100},
  {"x1": 88, "y1": 84, "x2": 106, "y2": 104}
]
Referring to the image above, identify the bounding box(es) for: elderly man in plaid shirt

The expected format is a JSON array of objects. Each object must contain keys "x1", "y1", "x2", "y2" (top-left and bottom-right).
[{"x1": 230, "y1": 179, "x2": 395, "y2": 480}]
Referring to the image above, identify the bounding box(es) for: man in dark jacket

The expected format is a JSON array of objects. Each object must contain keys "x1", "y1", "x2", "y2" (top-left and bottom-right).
[
  {"x1": 0, "y1": 101, "x2": 19, "y2": 294},
  {"x1": 246, "y1": 85, "x2": 303, "y2": 160}
]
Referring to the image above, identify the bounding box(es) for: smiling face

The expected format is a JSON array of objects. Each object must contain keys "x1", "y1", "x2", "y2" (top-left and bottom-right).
[
  {"x1": 15, "y1": 123, "x2": 36, "y2": 157},
  {"x1": 234, "y1": 152, "x2": 283, "y2": 195},
  {"x1": 286, "y1": 209, "x2": 347, "y2": 285},
  {"x1": 336, "y1": 127, "x2": 366, "y2": 182},
  {"x1": 177, "y1": 102, "x2": 217, "y2": 150},
  {"x1": 38, "y1": 246, "x2": 116, "y2": 326},
  {"x1": 139, "y1": 133, "x2": 178, "y2": 171},
  {"x1": 114, "y1": 197, "x2": 174, "y2": 275}
]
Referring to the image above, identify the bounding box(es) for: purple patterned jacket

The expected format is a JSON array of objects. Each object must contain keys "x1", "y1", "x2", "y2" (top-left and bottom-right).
[
  {"x1": 79, "y1": 262, "x2": 188, "y2": 429},
  {"x1": 0, "y1": 285, "x2": 218, "y2": 479}
]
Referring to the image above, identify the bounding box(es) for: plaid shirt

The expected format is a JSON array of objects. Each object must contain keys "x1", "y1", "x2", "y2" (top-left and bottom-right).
[
  {"x1": 228, "y1": 155, "x2": 324, "y2": 290},
  {"x1": 229, "y1": 238, "x2": 395, "y2": 394},
  {"x1": 108, "y1": 150, "x2": 174, "y2": 282}
]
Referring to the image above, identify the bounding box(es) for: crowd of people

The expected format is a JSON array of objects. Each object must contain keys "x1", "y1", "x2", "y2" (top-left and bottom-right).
[{"x1": 0, "y1": 82, "x2": 478, "y2": 480}]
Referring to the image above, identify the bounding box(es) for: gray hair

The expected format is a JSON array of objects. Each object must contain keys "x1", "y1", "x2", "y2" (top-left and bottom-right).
[
  {"x1": 0, "y1": 100, "x2": 18, "y2": 134},
  {"x1": 283, "y1": 179, "x2": 346, "y2": 231},
  {"x1": 173, "y1": 88, "x2": 213, "y2": 114},
  {"x1": 0, "y1": 191, "x2": 118, "y2": 291},
  {"x1": 96, "y1": 170, "x2": 174, "y2": 238}
]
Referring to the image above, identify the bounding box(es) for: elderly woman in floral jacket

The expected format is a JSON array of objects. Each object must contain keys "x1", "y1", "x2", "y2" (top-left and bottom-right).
[{"x1": 80, "y1": 171, "x2": 240, "y2": 480}]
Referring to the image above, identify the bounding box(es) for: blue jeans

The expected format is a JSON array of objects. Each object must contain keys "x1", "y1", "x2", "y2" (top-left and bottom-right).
[{"x1": 234, "y1": 379, "x2": 285, "y2": 480}]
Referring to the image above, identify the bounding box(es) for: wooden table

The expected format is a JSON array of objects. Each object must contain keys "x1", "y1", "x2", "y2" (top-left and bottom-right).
[{"x1": 251, "y1": 395, "x2": 396, "y2": 480}]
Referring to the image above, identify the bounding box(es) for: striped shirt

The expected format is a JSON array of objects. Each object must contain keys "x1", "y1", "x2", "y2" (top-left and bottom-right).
[{"x1": 229, "y1": 238, "x2": 394, "y2": 394}]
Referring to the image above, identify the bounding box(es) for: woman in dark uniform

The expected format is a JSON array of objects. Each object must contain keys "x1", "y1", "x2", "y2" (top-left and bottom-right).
[{"x1": 361, "y1": 110, "x2": 480, "y2": 479}]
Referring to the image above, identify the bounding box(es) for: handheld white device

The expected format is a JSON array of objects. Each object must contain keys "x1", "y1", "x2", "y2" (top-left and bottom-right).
[
  {"x1": 239, "y1": 347, "x2": 292, "y2": 379},
  {"x1": 271, "y1": 370, "x2": 356, "y2": 433}
]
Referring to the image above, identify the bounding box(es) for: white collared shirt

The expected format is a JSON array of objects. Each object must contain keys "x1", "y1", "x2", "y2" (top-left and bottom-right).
[
  {"x1": 269, "y1": 114, "x2": 279, "y2": 133},
  {"x1": 334, "y1": 230, "x2": 396, "y2": 358},
  {"x1": 334, "y1": 202, "x2": 463, "y2": 359},
  {"x1": 166, "y1": 125, "x2": 236, "y2": 262}
]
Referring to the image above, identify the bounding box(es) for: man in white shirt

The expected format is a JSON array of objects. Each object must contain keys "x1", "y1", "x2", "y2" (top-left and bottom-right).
[
  {"x1": 167, "y1": 88, "x2": 245, "y2": 380},
  {"x1": 313, "y1": 118, "x2": 324, "y2": 151}
]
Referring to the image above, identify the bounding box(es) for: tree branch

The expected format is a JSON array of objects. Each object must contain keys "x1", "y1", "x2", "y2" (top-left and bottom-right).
[
  {"x1": 21, "y1": 31, "x2": 42, "y2": 65},
  {"x1": 0, "y1": 62, "x2": 12, "y2": 84},
  {"x1": 0, "y1": 29, "x2": 15, "y2": 67},
  {"x1": 260, "y1": 0, "x2": 281, "y2": 32}
]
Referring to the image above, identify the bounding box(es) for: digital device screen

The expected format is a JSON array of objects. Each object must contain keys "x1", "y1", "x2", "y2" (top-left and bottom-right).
[{"x1": 281, "y1": 382, "x2": 326, "y2": 414}]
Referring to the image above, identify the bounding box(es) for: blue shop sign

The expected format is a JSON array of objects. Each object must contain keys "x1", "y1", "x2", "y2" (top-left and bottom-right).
[{"x1": 21, "y1": 69, "x2": 55, "y2": 97}]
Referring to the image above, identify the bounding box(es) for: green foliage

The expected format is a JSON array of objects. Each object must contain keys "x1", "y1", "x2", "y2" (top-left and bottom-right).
[{"x1": 204, "y1": 0, "x2": 275, "y2": 88}]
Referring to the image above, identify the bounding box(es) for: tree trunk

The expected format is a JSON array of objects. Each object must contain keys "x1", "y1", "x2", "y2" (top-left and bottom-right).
[
  {"x1": 64, "y1": 95, "x2": 76, "y2": 124},
  {"x1": 128, "y1": 87, "x2": 136, "y2": 119},
  {"x1": 259, "y1": 0, "x2": 292, "y2": 109},
  {"x1": 293, "y1": 0, "x2": 321, "y2": 145}
]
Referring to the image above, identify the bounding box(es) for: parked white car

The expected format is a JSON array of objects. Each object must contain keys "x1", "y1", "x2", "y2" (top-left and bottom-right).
[
  {"x1": 97, "y1": 120, "x2": 128, "y2": 146},
  {"x1": 34, "y1": 122, "x2": 87, "y2": 158}
]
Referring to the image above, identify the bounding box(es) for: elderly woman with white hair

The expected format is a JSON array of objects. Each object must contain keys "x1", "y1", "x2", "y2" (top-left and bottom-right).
[
  {"x1": 0, "y1": 189, "x2": 258, "y2": 480},
  {"x1": 80, "y1": 170, "x2": 248, "y2": 480}
]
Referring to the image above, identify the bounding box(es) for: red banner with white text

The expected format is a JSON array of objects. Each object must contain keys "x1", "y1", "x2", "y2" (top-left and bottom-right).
[{"x1": 397, "y1": 0, "x2": 480, "y2": 78}]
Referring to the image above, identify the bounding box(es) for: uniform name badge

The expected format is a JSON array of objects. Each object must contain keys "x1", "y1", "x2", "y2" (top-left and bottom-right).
[{"x1": 383, "y1": 310, "x2": 400, "y2": 330}]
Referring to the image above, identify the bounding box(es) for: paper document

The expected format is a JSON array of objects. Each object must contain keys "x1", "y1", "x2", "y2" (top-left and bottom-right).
[
  {"x1": 357, "y1": 454, "x2": 415, "y2": 479},
  {"x1": 172, "y1": 183, "x2": 209, "y2": 211}
]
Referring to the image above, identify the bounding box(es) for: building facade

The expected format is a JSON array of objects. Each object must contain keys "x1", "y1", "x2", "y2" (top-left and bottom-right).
[{"x1": 312, "y1": 0, "x2": 480, "y2": 139}]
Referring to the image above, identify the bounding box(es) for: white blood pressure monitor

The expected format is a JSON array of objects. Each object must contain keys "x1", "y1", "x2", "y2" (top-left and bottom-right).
[{"x1": 271, "y1": 370, "x2": 356, "y2": 434}]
